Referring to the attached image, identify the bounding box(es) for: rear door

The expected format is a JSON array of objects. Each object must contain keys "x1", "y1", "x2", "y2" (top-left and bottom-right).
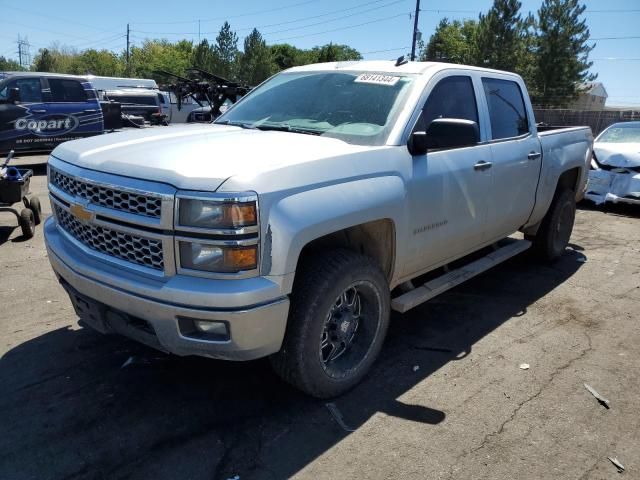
[
  {"x1": 480, "y1": 76, "x2": 541, "y2": 239},
  {"x1": 42, "y1": 77, "x2": 104, "y2": 147},
  {"x1": 404, "y1": 72, "x2": 493, "y2": 275}
]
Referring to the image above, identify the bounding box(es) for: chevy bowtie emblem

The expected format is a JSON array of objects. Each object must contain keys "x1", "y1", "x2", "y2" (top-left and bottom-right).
[{"x1": 69, "y1": 202, "x2": 94, "y2": 223}]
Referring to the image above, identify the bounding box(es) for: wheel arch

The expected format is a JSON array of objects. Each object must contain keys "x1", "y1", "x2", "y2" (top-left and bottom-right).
[
  {"x1": 263, "y1": 175, "x2": 406, "y2": 290},
  {"x1": 523, "y1": 166, "x2": 582, "y2": 236}
]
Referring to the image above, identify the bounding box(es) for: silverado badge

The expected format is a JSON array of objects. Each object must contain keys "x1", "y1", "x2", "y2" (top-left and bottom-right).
[{"x1": 69, "y1": 202, "x2": 94, "y2": 223}]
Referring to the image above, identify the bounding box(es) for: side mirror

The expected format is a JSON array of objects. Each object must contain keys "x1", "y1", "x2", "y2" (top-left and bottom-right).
[
  {"x1": 407, "y1": 131, "x2": 428, "y2": 156},
  {"x1": 407, "y1": 118, "x2": 479, "y2": 155},
  {"x1": 8, "y1": 87, "x2": 20, "y2": 104}
]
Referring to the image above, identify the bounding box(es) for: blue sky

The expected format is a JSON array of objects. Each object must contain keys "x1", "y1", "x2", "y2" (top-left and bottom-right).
[{"x1": 1, "y1": 0, "x2": 639, "y2": 106}]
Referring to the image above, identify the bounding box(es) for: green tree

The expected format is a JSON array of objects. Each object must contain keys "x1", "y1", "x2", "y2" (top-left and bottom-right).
[
  {"x1": 533, "y1": 0, "x2": 595, "y2": 106},
  {"x1": 474, "y1": 0, "x2": 531, "y2": 71},
  {"x1": 33, "y1": 48, "x2": 56, "y2": 72},
  {"x1": 129, "y1": 39, "x2": 194, "y2": 78},
  {"x1": 213, "y1": 21, "x2": 239, "y2": 78},
  {"x1": 0, "y1": 56, "x2": 24, "y2": 71},
  {"x1": 237, "y1": 29, "x2": 273, "y2": 86},
  {"x1": 193, "y1": 39, "x2": 216, "y2": 73},
  {"x1": 311, "y1": 43, "x2": 362, "y2": 63},
  {"x1": 72, "y1": 49, "x2": 123, "y2": 76},
  {"x1": 421, "y1": 18, "x2": 478, "y2": 64},
  {"x1": 270, "y1": 43, "x2": 308, "y2": 70}
]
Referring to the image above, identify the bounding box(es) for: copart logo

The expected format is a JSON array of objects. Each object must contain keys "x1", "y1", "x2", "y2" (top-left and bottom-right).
[{"x1": 15, "y1": 114, "x2": 79, "y2": 137}]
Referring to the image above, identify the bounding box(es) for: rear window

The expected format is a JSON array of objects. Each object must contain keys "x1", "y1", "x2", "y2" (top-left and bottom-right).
[
  {"x1": 106, "y1": 94, "x2": 157, "y2": 105},
  {"x1": 49, "y1": 79, "x2": 87, "y2": 102},
  {"x1": 482, "y1": 78, "x2": 529, "y2": 140}
]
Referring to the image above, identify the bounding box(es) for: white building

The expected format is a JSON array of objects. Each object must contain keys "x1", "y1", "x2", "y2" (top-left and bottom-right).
[{"x1": 569, "y1": 82, "x2": 608, "y2": 110}]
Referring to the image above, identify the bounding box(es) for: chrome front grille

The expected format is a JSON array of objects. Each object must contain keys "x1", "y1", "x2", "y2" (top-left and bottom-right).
[
  {"x1": 50, "y1": 167, "x2": 163, "y2": 218},
  {"x1": 53, "y1": 204, "x2": 164, "y2": 271}
]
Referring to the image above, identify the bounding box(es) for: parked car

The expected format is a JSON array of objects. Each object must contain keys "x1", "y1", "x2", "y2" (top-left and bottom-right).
[
  {"x1": 167, "y1": 91, "x2": 206, "y2": 123},
  {"x1": 44, "y1": 61, "x2": 592, "y2": 397},
  {"x1": 585, "y1": 121, "x2": 640, "y2": 205},
  {"x1": 100, "y1": 89, "x2": 166, "y2": 126},
  {"x1": 0, "y1": 72, "x2": 103, "y2": 153}
]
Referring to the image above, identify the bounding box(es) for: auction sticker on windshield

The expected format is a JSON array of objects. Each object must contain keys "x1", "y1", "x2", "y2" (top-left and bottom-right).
[{"x1": 354, "y1": 74, "x2": 400, "y2": 86}]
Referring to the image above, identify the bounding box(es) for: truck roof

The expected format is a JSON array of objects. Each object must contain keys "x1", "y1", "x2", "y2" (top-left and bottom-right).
[
  {"x1": 0, "y1": 71, "x2": 88, "y2": 80},
  {"x1": 286, "y1": 60, "x2": 520, "y2": 78}
]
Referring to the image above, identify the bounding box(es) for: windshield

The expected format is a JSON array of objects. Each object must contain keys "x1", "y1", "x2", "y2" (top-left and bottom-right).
[
  {"x1": 215, "y1": 71, "x2": 415, "y2": 146},
  {"x1": 597, "y1": 124, "x2": 640, "y2": 143}
]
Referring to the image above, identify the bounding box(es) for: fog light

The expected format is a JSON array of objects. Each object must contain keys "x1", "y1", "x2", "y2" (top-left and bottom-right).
[{"x1": 194, "y1": 320, "x2": 228, "y2": 337}]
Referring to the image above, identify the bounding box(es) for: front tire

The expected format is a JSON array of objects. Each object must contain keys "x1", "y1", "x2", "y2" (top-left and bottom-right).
[
  {"x1": 271, "y1": 249, "x2": 390, "y2": 398},
  {"x1": 526, "y1": 188, "x2": 576, "y2": 261}
]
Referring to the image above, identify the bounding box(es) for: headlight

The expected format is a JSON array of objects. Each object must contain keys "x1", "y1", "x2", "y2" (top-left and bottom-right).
[
  {"x1": 178, "y1": 241, "x2": 258, "y2": 273},
  {"x1": 177, "y1": 197, "x2": 257, "y2": 230}
]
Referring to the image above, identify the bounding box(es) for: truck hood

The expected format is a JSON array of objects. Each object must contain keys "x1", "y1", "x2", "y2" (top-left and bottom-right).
[
  {"x1": 593, "y1": 142, "x2": 640, "y2": 168},
  {"x1": 52, "y1": 124, "x2": 367, "y2": 190}
]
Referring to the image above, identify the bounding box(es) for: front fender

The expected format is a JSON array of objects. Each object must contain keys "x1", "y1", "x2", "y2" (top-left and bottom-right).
[{"x1": 263, "y1": 175, "x2": 407, "y2": 283}]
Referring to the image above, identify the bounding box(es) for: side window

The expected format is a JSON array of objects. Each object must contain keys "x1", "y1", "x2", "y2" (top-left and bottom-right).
[
  {"x1": 416, "y1": 75, "x2": 479, "y2": 132},
  {"x1": 157, "y1": 93, "x2": 165, "y2": 104},
  {"x1": 482, "y1": 78, "x2": 529, "y2": 139},
  {"x1": 48, "y1": 79, "x2": 88, "y2": 102},
  {"x1": 0, "y1": 78, "x2": 42, "y2": 103}
]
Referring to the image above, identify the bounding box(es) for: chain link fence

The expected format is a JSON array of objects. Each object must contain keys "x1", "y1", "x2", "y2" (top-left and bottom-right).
[{"x1": 533, "y1": 108, "x2": 640, "y2": 136}]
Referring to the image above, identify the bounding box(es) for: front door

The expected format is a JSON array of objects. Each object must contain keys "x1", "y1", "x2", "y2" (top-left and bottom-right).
[
  {"x1": 0, "y1": 76, "x2": 46, "y2": 153},
  {"x1": 480, "y1": 77, "x2": 541, "y2": 239},
  {"x1": 404, "y1": 74, "x2": 493, "y2": 277}
]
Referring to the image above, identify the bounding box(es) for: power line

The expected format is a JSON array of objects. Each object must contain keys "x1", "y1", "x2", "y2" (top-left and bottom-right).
[
  {"x1": 361, "y1": 46, "x2": 410, "y2": 55},
  {"x1": 132, "y1": 0, "x2": 410, "y2": 36},
  {"x1": 242, "y1": 0, "x2": 408, "y2": 36},
  {"x1": 591, "y1": 36, "x2": 640, "y2": 40},
  {"x1": 132, "y1": 0, "x2": 317, "y2": 25},
  {"x1": 3, "y1": 4, "x2": 120, "y2": 34},
  {"x1": 236, "y1": 0, "x2": 399, "y2": 32},
  {"x1": 592, "y1": 57, "x2": 640, "y2": 61},
  {"x1": 268, "y1": 11, "x2": 412, "y2": 42}
]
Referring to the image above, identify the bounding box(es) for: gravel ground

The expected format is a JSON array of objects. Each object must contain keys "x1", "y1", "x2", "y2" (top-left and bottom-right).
[{"x1": 1, "y1": 155, "x2": 639, "y2": 480}]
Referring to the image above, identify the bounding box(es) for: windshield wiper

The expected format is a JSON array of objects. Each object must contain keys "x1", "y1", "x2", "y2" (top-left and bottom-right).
[
  {"x1": 216, "y1": 120, "x2": 258, "y2": 130},
  {"x1": 255, "y1": 123, "x2": 322, "y2": 136}
]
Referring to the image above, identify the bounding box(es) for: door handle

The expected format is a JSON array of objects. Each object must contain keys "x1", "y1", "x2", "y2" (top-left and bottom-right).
[
  {"x1": 474, "y1": 161, "x2": 493, "y2": 171},
  {"x1": 84, "y1": 109, "x2": 98, "y2": 113},
  {"x1": 31, "y1": 109, "x2": 46, "y2": 113},
  {"x1": 528, "y1": 151, "x2": 541, "y2": 160}
]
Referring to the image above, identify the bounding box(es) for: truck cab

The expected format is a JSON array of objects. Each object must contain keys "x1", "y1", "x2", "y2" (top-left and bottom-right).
[
  {"x1": 44, "y1": 61, "x2": 592, "y2": 397},
  {"x1": 0, "y1": 72, "x2": 103, "y2": 154}
]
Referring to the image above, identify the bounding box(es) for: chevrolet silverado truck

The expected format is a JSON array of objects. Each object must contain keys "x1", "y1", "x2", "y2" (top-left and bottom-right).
[{"x1": 44, "y1": 61, "x2": 592, "y2": 398}]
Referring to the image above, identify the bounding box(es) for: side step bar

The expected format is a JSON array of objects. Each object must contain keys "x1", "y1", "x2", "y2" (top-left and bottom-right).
[{"x1": 391, "y1": 239, "x2": 532, "y2": 313}]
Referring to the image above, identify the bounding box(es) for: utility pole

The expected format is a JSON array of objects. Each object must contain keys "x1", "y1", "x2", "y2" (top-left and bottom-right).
[
  {"x1": 410, "y1": 0, "x2": 421, "y2": 61},
  {"x1": 16, "y1": 36, "x2": 31, "y2": 69},
  {"x1": 198, "y1": 20, "x2": 201, "y2": 43},
  {"x1": 126, "y1": 23, "x2": 130, "y2": 76}
]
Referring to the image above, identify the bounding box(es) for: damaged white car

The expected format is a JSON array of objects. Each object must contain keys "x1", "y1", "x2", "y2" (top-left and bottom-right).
[{"x1": 586, "y1": 121, "x2": 640, "y2": 205}]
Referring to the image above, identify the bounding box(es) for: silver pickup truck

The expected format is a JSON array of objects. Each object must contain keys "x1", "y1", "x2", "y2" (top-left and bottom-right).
[{"x1": 44, "y1": 61, "x2": 592, "y2": 397}]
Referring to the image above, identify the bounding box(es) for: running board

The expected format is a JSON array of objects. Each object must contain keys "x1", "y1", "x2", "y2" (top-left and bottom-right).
[{"x1": 391, "y1": 239, "x2": 532, "y2": 313}]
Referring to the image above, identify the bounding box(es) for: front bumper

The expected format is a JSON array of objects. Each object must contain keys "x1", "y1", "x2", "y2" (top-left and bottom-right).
[
  {"x1": 45, "y1": 217, "x2": 290, "y2": 360},
  {"x1": 585, "y1": 169, "x2": 640, "y2": 206}
]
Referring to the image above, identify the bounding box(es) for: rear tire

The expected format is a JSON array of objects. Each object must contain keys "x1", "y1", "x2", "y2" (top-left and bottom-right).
[
  {"x1": 271, "y1": 249, "x2": 390, "y2": 398},
  {"x1": 526, "y1": 188, "x2": 576, "y2": 261},
  {"x1": 19, "y1": 208, "x2": 35, "y2": 239}
]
